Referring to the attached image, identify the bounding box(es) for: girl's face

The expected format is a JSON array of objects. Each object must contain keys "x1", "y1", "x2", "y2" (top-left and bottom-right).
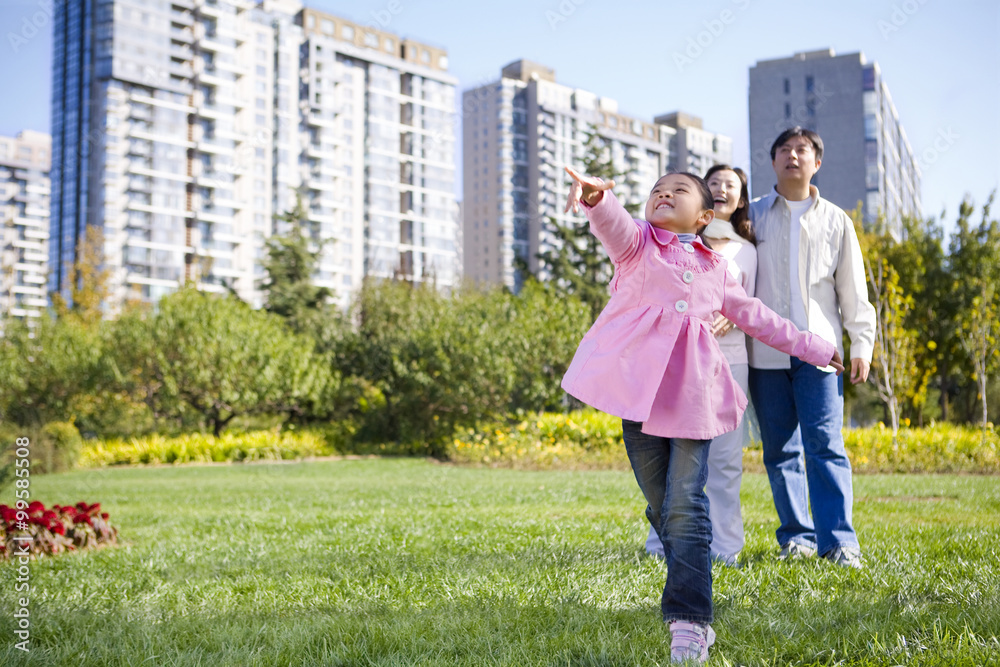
[
  {"x1": 706, "y1": 169, "x2": 745, "y2": 222},
  {"x1": 644, "y1": 174, "x2": 713, "y2": 234}
]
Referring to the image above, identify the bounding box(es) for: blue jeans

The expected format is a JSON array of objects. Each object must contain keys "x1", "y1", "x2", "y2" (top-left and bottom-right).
[
  {"x1": 748, "y1": 357, "x2": 859, "y2": 556},
  {"x1": 622, "y1": 420, "x2": 712, "y2": 624}
]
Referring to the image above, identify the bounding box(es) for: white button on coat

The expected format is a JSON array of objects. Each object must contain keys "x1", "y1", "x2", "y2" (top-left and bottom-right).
[
  {"x1": 675, "y1": 300, "x2": 688, "y2": 312},
  {"x1": 682, "y1": 270, "x2": 694, "y2": 283},
  {"x1": 683, "y1": 243, "x2": 695, "y2": 253}
]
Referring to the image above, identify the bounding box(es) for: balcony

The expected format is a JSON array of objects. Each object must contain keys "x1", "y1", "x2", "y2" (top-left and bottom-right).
[
  {"x1": 199, "y1": 33, "x2": 236, "y2": 53},
  {"x1": 306, "y1": 178, "x2": 336, "y2": 192},
  {"x1": 307, "y1": 209, "x2": 338, "y2": 225},
  {"x1": 196, "y1": 207, "x2": 233, "y2": 224},
  {"x1": 305, "y1": 144, "x2": 336, "y2": 161},
  {"x1": 195, "y1": 170, "x2": 234, "y2": 187},
  {"x1": 197, "y1": 134, "x2": 234, "y2": 152},
  {"x1": 307, "y1": 111, "x2": 338, "y2": 128},
  {"x1": 170, "y1": 26, "x2": 193, "y2": 43},
  {"x1": 197, "y1": 101, "x2": 234, "y2": 119},
  {"x1": 169, "y1": 61, "x2": 194, "y2": 78},
  {"x1": 215, "y1": 59, "x2": 249, "y2": 77},
  {"x1": 170, "y1": 9, "x2": 193, "y2": 26}
]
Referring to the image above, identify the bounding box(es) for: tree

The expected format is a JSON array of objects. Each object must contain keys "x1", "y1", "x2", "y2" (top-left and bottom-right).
[
  {"x1": 51, "y1": 224, "x2": 110, "y2": 326},
  {"x1": 122, "y1": 288, "x2": 331, "y2": 436},
  {"x1": 0, "y1": 314, "x2": 103, "y2": 427},
  {"x1": 957, "y1": 282, "x2": 1000, "y2": 427},
  {"x1": 331, "y1": 279, "x2": 593, "y2": 453},
  {"x1": 533, "y1": 126, "x2": 641, "y2": 320},
  {"x1": 261, "y1": 194, "x2": 336, "y2": 338},
  {"x1": 857, "y1": 212, "x2": 938, "y2": 439},
  {"x1": 946, "y1": 191, "x2": 1000, "y2": 423}
]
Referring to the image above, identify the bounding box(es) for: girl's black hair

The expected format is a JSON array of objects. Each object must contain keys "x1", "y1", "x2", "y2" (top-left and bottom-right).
[{"x1": 704, "y1": 164, "x2": 756, "y2": 245}]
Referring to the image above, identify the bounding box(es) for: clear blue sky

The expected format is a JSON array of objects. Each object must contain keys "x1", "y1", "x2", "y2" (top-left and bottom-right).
[{"x1": 3, "y1": 0, "x2": 998, "y2": 232}]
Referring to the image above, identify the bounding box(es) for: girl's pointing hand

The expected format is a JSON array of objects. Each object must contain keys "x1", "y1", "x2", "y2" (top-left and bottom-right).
[{"x1": 565, "y1": 166, "x2": 616, "y2": 213}]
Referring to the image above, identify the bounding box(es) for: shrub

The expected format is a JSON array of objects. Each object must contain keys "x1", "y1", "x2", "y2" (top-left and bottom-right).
[
  {"x1": 449, "y1": 410, "x2": 628, "y2": 469},
  {"x1": 450, "y1": 412, "x2": 1000, "y2": 474},
  {"x1": 35, "y1": 421, "x2": 85, "y2": 474},
  {"x1": 78, "y1": 429, "x2": 330, "y2": 467},
  {"x1": 843, "y1": 422, "x2": 1000, "y2": 473}
]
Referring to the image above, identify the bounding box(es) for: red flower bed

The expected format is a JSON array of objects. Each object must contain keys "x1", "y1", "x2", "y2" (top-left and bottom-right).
[{"x1": 1, "y1": 501, "x2": 119, "y2": 559}]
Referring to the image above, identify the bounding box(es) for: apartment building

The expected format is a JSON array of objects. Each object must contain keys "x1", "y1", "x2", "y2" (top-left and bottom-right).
[
  {"x1": 49, "y1": 0, "x2": 458, "y2": 311},
  {"x1": 462, "y1": 60, "x2": 732, "y2": 291},
  {"x1": 0, "y1": 131, "x2": 51, "y2": 322},
  {"x1": 749, "y1": 49, "x2": 921, "y2": 235}
]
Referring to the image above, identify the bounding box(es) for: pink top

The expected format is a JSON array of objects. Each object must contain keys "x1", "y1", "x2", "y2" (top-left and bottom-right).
[{"x1": 561, "y1": 192, "x2": 836, "y2": 440}]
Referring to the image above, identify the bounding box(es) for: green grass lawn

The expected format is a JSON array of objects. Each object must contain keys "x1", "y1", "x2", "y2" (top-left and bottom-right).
[{"x1": 2, "y1": 459, "x2": 998, "y2": 666}]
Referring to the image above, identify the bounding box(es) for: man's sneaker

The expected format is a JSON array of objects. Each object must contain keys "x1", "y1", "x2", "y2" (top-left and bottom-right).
[
  {"x1": 823, "y1": 546, "x2": 864, "y2": 569},
  {"x1": 669, "y1": 621, "x2": 715, "y2": 664},
  {"x1": 777, "y1": 542, "x2": 817, "y2": 560}
]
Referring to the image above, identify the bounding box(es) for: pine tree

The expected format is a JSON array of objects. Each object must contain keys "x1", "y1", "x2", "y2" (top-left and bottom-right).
[
  {"x1": 533, "y1": 126, "x2": 640, "y2": 320},
  {"x1": 261, "y1": 193, "x2": 334, "y2": 336}
]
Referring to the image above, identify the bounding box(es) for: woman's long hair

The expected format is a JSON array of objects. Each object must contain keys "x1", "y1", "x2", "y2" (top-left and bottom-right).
[{"x1": 704, "y1": 164, "x2": 755, "y2": 245}]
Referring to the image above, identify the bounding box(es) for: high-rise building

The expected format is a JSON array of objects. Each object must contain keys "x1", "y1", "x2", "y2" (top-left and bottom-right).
[
  {"x1": 49, "y1": 0, "x2": 458, "y2": 312},
  {"x1": 299, "y1": 7, "x2": 458, "y2": 294},
  {"x1": 748, "y1": 49, "x2": 921, "y2": 236},
  {"x1": 462, "y1": 60, "x2": 732, "y2": 291},
  {"x1": 0, "y1": 131, "x2": 51, "y2": 322}
]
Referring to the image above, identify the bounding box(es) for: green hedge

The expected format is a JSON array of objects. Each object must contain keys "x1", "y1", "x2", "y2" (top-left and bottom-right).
[
  {"x1": 79, "y1": 430, "x2": 330, "y2": 466},
  {"x1": 449, "y1": 411, "x2": 1000, "y2": 474},
  {"x1": 72, "y1": 415, "x2": 1000, "y2": 474}
]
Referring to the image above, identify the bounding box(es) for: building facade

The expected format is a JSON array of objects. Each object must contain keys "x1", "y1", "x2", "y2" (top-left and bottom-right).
[
  {"x1": 49, "y1": 0, "x2": 458, "y2": 311},
  {"x1": 748, "y1": 49, "x2": 921, "y2": 236},
  {"x1": 0, "y1": 131, "x2": 51, "y2": 322},
  {"x1": 462, "y1": 60, "x2": 732, "y2": 291}
]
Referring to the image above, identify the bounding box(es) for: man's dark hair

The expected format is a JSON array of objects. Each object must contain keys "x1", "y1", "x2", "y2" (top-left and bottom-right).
[{"x1": 770, "y1": 126, "x2": 824, "y2": 161}]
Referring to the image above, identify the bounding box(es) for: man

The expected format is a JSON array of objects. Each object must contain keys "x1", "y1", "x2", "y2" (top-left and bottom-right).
[{"x1": 747, "y1": 127, "x2": 876, "y2": 569}]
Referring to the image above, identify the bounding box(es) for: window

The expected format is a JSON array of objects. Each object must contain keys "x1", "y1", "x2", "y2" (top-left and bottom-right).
[
  {"x1": 307, "y1": 15, "x2": 315, "y2": 28},
  {"x1": 784, "y1": 102, "x2": 791, "y2": 119},
  {"x1": 364, "y1": 32, "x2": 378, "y2": 47},
  {"x1": 321, "y1": 19, "x2": 334, "y2": 34},
  {"x1": 783, "y1": 78, "x2": 790, "y2": 94},
  {"x1": 342, "y1": 25, "x2": 354, "y2": 39},
  {"x1": 805, "y1": 75, "x2": 814, "y2": 92}
]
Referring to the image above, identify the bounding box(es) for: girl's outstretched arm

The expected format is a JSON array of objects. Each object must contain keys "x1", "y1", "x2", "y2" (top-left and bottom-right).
[
  {"x1": 565, "y1": 166, "x2": 615, "y2": 214},
  {"x1": 720, "y1": 273, "x2": 845, "y2": 374}
]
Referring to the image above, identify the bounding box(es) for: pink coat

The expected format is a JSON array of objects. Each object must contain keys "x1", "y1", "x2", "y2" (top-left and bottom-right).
[{"x1": 561, "y1": 192, "x2": 836, "y2": 440}]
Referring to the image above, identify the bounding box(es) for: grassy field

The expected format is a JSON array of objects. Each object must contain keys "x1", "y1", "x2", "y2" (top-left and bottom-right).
[{"x1": 1, "y1": 458, "x2": 998, "y2": 666}]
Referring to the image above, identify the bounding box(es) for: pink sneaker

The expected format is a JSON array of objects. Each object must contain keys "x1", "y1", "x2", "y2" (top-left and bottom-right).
[{"x1": 669, "y1": 620, "x2": 715, "y2": 663}]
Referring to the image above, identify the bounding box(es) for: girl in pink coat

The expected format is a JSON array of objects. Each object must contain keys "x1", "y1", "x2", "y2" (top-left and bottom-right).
[{"x1": 559, "y1": 166, "x2": 843, "y2": 664}]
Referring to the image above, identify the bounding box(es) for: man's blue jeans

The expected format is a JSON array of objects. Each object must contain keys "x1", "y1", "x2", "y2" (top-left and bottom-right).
[
  {"x1": 748, "y1": 357, "x2": 859, "y2": 556},
  {"x1": 622, "y1": 420, "x2": 712, "y2": 624}
]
